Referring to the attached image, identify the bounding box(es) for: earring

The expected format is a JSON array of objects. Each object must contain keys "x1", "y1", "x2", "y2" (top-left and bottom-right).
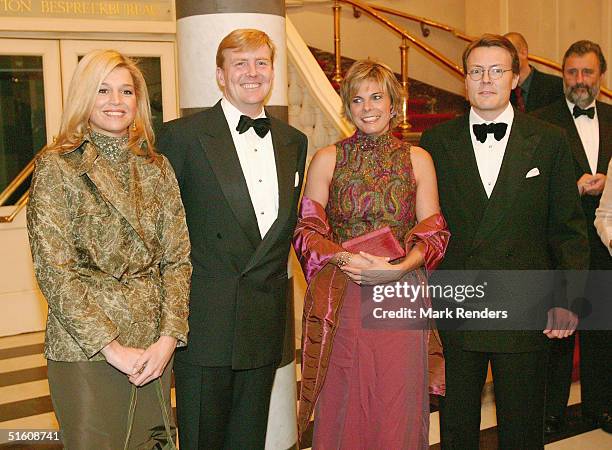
[{"x1": 131, "y1": 121, "x2": 137, "y2": 131}]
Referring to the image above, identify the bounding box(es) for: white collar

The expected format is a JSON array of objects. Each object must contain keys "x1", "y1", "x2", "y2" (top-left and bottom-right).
[
  {"x1": 221, "y1": 97, "x2": 266, "y2": 129},
  {"x1": 469, "y1": 102, "x2": 514, "y2": 125},
  {"x1": 565, "y1": 98, "x2": 597, "y2": 115}
]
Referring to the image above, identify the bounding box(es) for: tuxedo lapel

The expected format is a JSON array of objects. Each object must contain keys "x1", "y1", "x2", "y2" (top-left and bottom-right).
[
  {"x1": 197, "y1": 102, "x2": 261, "y2": 250},
  {"x1": 596, "y1": 101, "x2": 612, "y2": 173},
  {"x1": 555, "y1": 103, "x2": 591, "y2": 174},
  {"x1": 472, "y1": 114, "x2": 538, "y2": 250},
  {"x1": 443, "y1": 116, "x2": 489, "y2": 221}
]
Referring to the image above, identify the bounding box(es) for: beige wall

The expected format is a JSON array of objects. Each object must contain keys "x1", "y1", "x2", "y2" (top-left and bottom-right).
[
  {"x1": 287, "y1": 1, "x2": 468, "y2": 95},
  {"x1": 289, "y1": 0, "x2": 611, "y2": 98}
]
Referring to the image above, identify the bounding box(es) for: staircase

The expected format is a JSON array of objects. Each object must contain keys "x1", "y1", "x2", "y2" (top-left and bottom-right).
[{"x1": 308, "y1": 46, "x2": 467, "y2": 132}]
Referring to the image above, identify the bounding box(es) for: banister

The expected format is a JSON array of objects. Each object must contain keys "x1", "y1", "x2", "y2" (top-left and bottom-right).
[
  {"x1": 368, "y1": 3, "x2": 611, "y2": 100},
  {"x1": 335, "y1": 0, "x2": 464, "y2": 77}
]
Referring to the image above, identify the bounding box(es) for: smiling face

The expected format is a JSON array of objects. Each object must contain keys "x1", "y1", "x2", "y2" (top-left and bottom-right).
[
  {"x1": 88, "y1": 66, "x2": 137, "y2": 137},
  {"x1": 349, "y1": 79, "x2": 393, "y2": 136},
  {"x1": 216, "y1": 44, "x2": 274, "y2": 117},
  {"x1": 563, "y1": 52, "x2": 603, "y2": 108},
  {"x1": 465, "y1": 46, "x2": 519, "y2": 121}
]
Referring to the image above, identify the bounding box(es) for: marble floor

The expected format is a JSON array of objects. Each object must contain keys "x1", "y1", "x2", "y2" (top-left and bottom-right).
[{"x1": 1, "y1": 331, "x2": 610, "y2": 449}]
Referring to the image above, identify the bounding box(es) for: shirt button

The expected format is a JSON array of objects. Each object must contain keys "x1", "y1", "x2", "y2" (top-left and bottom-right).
[
  {"x1": 260, "y1": 211, "x2": 265, "y2": 215},
  {"x1": 258, "y1": 179, "x2": 262, "y2": 183},
  {"x1": 254, "y1": 148, "x2": 258, "y2": 152}
]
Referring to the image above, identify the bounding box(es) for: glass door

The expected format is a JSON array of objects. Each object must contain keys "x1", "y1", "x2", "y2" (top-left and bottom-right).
[
  {"x1": 0, "y1": 39, "x2": 62, "y2": 200},
  {"x1": 60, "y1": 40, "x2": 178, "y2": 132}
]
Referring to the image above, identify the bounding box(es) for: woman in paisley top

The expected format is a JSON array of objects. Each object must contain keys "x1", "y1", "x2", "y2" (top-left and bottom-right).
[
  {"x1": 293, "y1": 60, "x2": 449, "y2": 449},
  {"x1": 27, "y1": 50, "x2": 191, "y2": 449}
]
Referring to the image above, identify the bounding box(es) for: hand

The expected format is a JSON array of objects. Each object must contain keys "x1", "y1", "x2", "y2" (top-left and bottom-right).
[
  {"x1": 543, "y1": 307, "x2": 578, "y2": 339},
  {"x1": 101, "y1": 340, "x2": 144, "y2": 376},
  {"x1": 341, "y1": 251, "x2": 406, "y2": 285},
  {"x1": 128, "y1": 336, "x2": 177, "y2": 386},
  {"x1": 577, "y1": 173, "x2": 606, "y2": 196}
]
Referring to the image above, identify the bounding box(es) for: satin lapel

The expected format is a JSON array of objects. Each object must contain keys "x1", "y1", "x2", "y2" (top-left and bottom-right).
[
  {"x1": 558, "y1": 103, "x2": 591, "y2": 174},
  {"x1": 596, "y1": 102, "x2": 612, "y2": 173},
  {"x1": 472, "y1": 114, "x2": 538, "y2": 250},
  {"x1": 81, "y1": 143, "x2": 147, "y2": 244},
  {"x1": 442, "y1": 116, "x2": 488, "y2": 222},
  {"x1": 244, "y1": 119, "x2": 298, "y2": 272},
  {"x1": 197, "y1": 103, "x2": 261, "y2": 249}
]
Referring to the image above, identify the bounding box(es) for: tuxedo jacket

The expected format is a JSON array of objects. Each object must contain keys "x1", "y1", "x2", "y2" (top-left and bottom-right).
[
  {"x1": 511, "y1": 67, "x2": 564, "y2": 112},
  {"x1": 534, "y1": 100, "x2": 612, "y2": 269},
  {"x1": 157, "y1": 101, "x2": 308, "y2": 369},
  {"x1": 420, "y1": 110, "x2": 589, "y2": 352}
]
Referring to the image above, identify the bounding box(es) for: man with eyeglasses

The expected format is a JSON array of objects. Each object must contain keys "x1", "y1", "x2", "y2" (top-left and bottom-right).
[
  {"x1": 420, "y1": 34, "x2": 589, "y2": 449},
  {"x1": 535, "y1": 40, "x2": 612, "y2": 435}
]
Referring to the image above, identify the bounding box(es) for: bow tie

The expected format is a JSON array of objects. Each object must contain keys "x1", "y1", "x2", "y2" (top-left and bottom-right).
[
  {"x1": 472, "y1": 122, "x2": 508, "y2": 144},
  {"x1": 236, "y1": 115, "x2": 271, "y2": 138},
  {"x1": 573, "y1": 105, "x2": 595, "y2": 119}
]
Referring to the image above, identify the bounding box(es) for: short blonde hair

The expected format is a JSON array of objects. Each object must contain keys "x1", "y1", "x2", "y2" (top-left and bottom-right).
[
  {"x1": 216, "y1": 29, "x2": 276, "y2": 68},
  {"x1": 46, "y1": 49, "x2": 157, "y2": 160},
  {"x1": 339, "y1": 60, "x2": 403, "y2": 128}
]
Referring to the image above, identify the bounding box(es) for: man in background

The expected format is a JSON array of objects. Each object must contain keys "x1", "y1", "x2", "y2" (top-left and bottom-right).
[
  {"x1": 505, "y1": 32, "x2": 563, "y2": 112},
  {"x1": 535, "y1": 39, "x2": 612, "y2": 435}
]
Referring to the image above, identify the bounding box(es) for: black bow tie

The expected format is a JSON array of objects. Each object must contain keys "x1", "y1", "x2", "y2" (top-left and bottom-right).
[
  {"x1": 573, "y1": 105, "x2": 595, "y2": 119},
  {"x1": 236, "y1": 115, "x2": 271, "y2": 138},
  {"x1": 472, "y1": 122, "x2": 508, "y2": 144}
]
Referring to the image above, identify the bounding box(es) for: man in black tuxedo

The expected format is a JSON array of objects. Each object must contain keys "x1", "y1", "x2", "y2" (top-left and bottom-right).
[
  {"x1": 504, "y1": 32, "x2": 563, "y2": 112},
  {"x1": 420, "y1": 34, "x2": 589, "y2": 449},
  {"x1": 535, "y1": 40, "x2": 612, "y2": 434},
  {"x1": 157, "y1": 29, "x2": 308, "y2": 449}
]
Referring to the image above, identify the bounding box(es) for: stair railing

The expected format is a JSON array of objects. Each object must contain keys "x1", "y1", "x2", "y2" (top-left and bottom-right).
[
  {"x1": 332, "y1": 0, "x2": 463, "y2": 136},
  {"x1": 368, "y1": 3, "x2": 612, "y2": 101},
  {"x1": 0, "y1": 156, "x2": 37, "y2": 223}
]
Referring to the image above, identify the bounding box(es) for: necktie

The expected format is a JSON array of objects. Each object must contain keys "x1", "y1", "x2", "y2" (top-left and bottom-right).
[
  {"x1": 236, "y1": 115, "x2": 271, "y2": 138},
  {"x1": 472, "y1": 122, "x2": 508, "y2": 144},
  {"x1": 572, "y1": 105, "x2": 595, "y2": 119},
  {"x1": 512, "y1": 86, "x2": 526, "y2": 112}
]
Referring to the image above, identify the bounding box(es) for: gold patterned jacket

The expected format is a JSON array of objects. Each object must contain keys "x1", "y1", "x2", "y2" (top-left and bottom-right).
[{"x1": 27, "y1": 140, "x2": 192, "y2": 362}]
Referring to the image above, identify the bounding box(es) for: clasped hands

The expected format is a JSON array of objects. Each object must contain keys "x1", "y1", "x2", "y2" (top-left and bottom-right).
[
  {"x1": 101, "y1": 335, "x2": 177, "y2": 386},
  {"x1": 338, "y1": 251, "x2": 407, "y2": 285},
  {"x1": 577, "y1": 173, "x2": 606, "y2": 196}
]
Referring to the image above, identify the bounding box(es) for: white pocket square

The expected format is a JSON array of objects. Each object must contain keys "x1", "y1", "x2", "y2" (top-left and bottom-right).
[
  {"x1": 525, "y1": 168, "x2": 540, "y2": 178},
  {"x1": 294, "y1": 171, "x2": 300, "y2": 187}
]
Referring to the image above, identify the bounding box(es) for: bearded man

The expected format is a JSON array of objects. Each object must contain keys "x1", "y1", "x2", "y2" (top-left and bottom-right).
[{"x1": 535, "y1": 40, "x2": 612, "y2": 435}]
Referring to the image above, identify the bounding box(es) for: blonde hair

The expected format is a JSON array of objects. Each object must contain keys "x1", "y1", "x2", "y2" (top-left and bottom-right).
[
  {"x1": 339, "y1": 60, "x2": 403, "y2": 128},
  {"x1": 46, "y1": 49, "x2": 157, "y2": 160},
  {"x1": 216, "y1": 29, "x2": 276, "y2": 68}
]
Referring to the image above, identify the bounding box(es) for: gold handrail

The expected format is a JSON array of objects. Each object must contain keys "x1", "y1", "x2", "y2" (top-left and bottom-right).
[
  {"x1": 369, "y1": 4, "x2": 612, "y2": 100},
  {"x1": 0, "y1": 151, "x2": 39, "y2": 223},
  {"x1": 370, "y1": 4, "x2": 475, "y2": 43},
  {"x1": 335, "y1": 0, "x2": 464, "y2": 77},
  {"x1": 0, "y1": 191, "x2": 29, "y2": 224}
]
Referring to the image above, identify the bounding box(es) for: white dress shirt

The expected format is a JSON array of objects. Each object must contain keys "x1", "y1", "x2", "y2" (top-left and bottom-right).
[
  {"x1": 566, "y1": 99, "x2": 599, "y2": 174},
  {"x1": 469, "y1": 103, "x2": 515, "y2": 197},
  {"x1": 221, "y1": 98, "x2": 279, "y2": 238}
]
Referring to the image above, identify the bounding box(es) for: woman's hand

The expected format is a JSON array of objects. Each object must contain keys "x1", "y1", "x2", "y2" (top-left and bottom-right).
[
  {"x1": 101, "y1": 340, "x2": 144, "y2": 376},
  {"x1": 341, "y1": 251, "x2": 407, "y2": 285},
  {"x1": 128, "y1": 336, "x2": 177, "y2": 386}
]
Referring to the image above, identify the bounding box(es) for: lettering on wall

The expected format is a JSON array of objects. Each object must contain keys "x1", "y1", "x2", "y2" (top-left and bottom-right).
[{"x1": 0, "y1": 0, "x2": 172, "y2": 20}]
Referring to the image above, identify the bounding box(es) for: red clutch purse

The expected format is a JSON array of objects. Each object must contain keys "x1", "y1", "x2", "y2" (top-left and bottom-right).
[{"x1": 342, "y1": 226, "x2": 405, "y2": 261}]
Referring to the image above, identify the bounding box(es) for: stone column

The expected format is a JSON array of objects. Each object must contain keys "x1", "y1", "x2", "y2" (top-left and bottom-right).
[{"x1": 175, "y1": 3, "x2": 297, "y2": 449}]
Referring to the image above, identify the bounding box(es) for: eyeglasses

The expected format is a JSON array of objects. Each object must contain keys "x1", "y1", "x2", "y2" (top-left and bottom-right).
[{"x1": 466, "y1": 67, "x2": 513, "y2": 81}]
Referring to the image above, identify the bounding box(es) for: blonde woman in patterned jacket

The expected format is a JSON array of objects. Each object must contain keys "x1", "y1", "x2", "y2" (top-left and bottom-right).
[{"x1": 26, "y1": 50, "x2": 192, "y2": 449}]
